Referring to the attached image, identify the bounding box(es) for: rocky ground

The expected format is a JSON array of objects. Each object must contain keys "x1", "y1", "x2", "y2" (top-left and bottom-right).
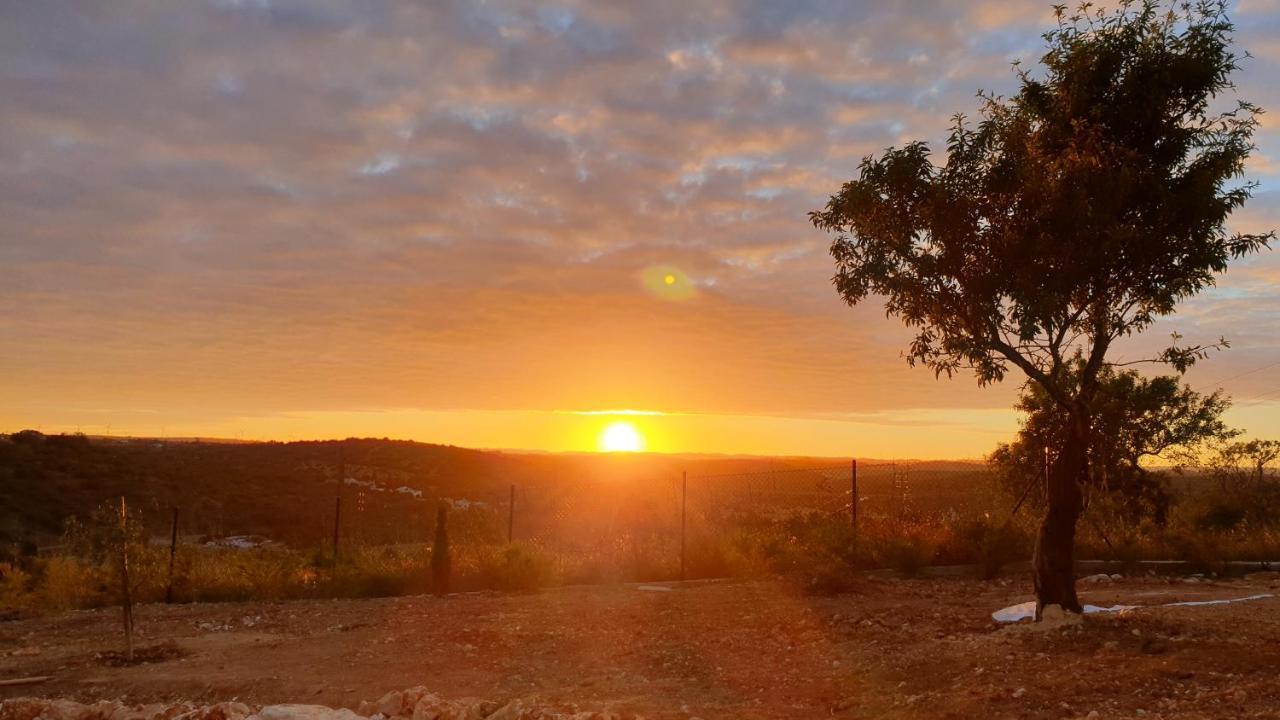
[{"x1": 2, "y1": 573, "x2": 1278, "y2": 719}]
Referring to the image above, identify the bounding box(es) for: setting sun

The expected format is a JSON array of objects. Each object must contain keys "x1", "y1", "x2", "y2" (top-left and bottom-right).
[{"x1": 599, "y1": 421, "x2": 645, "y2": 452}]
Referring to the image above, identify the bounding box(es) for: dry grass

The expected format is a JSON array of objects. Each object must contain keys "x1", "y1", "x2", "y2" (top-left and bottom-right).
[{"x1": 2, "y1": 482, "x2": 1278, "y2": 614}]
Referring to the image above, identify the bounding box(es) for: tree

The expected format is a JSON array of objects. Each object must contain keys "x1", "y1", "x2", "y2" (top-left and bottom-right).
[
  {"x1": 1196, "y1": 438, "x2": 1280, "y2": 493},
  {"x1": 991, "y1": 364, "x2": 1236, "y2": 525},
  {"x1": 810, "y1": 1, "x2": 1272, "y2": 615}
]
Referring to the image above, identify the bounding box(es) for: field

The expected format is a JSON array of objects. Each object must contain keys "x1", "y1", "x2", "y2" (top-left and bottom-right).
[
  {"x1": 4, "y1": 434, "x2": 1280, "y2": 719},
  {"x1": 3, "y1": 574, "x2": 1280, "y2": 719},
  {"x1": 4, "y1": 435, "x2": 1280, "y2": 615}
]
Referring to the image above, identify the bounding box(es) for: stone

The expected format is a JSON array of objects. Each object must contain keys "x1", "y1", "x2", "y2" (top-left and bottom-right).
[
  {"x1": 0, "y1": 698, "x2": 54, "y2": 720},
  {"x1": 81, "y1": 701, "x2": 124, "y2": 720},
  {"x1": 180, "y1": 703, "x2": 252, "y2": 720},
  {"x1": 409, "y1": 696, "x2": 446, "y2": 720},
  {"x1": 375, "y1": 692, "x2": 403, "y2": 718},
  {"x1": 109, "y1": 704, "x2": 171, "y2": 720},
  {"x1": 482, "y1": 702, "x2": 529, "y2": 720},
  {"x1": 1038, "y1": 605, "x2": 1083, "y2": 627},
  {"x1": 252, "y1": 705, "x2": 364, "y2": 720}
]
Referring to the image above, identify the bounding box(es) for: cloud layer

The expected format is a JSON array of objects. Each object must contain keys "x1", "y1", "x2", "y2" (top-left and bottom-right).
[{"x1": 2, "y1": 0, "x2": 1277, "y2": 450}]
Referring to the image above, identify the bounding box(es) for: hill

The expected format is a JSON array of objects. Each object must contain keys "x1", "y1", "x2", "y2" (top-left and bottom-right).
[{"x1": 3, "y1": 431, "x2": 969, "y2": 549}]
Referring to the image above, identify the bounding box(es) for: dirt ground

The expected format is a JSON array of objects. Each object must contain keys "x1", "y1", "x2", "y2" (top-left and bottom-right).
[{"x1": 2, "y1": 573, "x2": 1279, "y2": 719}]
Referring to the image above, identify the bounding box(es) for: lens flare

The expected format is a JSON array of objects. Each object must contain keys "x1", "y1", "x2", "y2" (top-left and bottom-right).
[{"x1": 641, "y1": 265, "x2": 695, "y2": 301}]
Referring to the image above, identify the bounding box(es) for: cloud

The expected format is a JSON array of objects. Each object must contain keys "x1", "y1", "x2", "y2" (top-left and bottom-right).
[{"x1": 0, "y1": 0, "x2": 1277, "y2": 447}]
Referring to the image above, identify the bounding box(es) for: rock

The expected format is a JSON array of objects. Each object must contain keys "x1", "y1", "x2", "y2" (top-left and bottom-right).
[
  {"x1": 252, "y1": 705, "x2": 364, "y2": 720},
  {"x1": 1038, "y1": 605, "x2": 1083, "y2": 628},
  {"x1": 0, "y1": 698, "x2": 54, "y2": 720},
  {"x1": 175, "y1": 703, "x2": 253, "y2": 720},
  {"x1": 5, "y1": 699, "x2": 88, "y2": 720},
  {"x1": 408, "y1": 695, "x2": 446, "y2": 720},
  {"x1": 82, "y1": 701, "x2": 125, "y2": 720},
  {"x1": 483, "y1": 702, "x2": 531, "y2": 720},
  {"x1": 375, "y1": 692, "x2": 403, "y2": 718},
  {"x1": 398, "y1": 690, "x2": 431, "y2": 711},
  {"x1": 109, "y1": 704, "x2": 171, "y2": 720},
  {"x1": 1080, "y1": 574, "x2": 1112, "y2": 584}
]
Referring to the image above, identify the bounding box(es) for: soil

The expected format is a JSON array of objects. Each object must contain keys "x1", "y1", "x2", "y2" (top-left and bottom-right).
[{"x1": 2, "y1": 573, "x2": 1279, "y2": 719}]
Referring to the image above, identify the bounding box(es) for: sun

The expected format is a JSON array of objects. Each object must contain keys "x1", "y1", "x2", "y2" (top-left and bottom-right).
[{"x1": 599, "y1": 421, "x2": 645, "y2": 452}]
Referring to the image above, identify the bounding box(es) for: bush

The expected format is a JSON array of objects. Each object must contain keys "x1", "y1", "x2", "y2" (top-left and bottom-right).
[
  {"x1": 795, "y1": 554, "x2": 860, "y2": 596},
  {"x1": 0, "y1": 562, "x2": 33, "y2": 614},
  {"x1": 1164, "y1": 529, "x2": 1228, "y2": 575},
  {"x1": 871, "y1": 534, "x2": 935, "y2": 576},
  {"x1": 946, "y1": 517, "x2": 1030, "y2": 579},
  {"x1": 36, "y1": 556, "x2": 105, "y2": 611},
  {"x1": 1197, "y1": 503, "x2": 1249, "y2": 531},
  {"x1": 477, "y1": 543, "x2": 553, "y2": 593},
  {"x1": 740, "y1": 514, "x2": 860, "y2": 594}
]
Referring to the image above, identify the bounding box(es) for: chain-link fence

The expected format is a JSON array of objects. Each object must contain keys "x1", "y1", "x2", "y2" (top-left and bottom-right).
[{"x1": 131, "y1": 457, "x2": 1003, "y2": 585}]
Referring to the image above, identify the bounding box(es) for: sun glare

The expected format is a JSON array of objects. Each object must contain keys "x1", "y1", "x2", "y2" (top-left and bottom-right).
[{"x1": 599, "y1": 421, "x2": 645, "y2": 452}]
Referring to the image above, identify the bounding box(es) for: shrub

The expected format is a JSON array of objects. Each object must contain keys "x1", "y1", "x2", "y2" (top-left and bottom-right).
[
  {"x1": 947, "y1": 517, "x2": 1030, "y2": 579},
  {"x1": 36, "y1": 556, "x2": 105, "y2": 611},
  {"x1": 0, "y1": 562, "x2": 33, "y2": 613},
  {"x1": 477, "y1": 543, "x2": 553, "y2": 593},
  {"x1": 1164, "y1": 528, "x2": 1228, "y2": 575},
  {"x1": 871, "y1": 533, "x2": 936, "y2": 577}
]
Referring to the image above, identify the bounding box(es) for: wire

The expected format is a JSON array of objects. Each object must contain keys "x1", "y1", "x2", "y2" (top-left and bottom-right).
[
  {"x1": 1200, "y1": 358, "x2": 1280, "y2": 389},
  {"x1": 1236, "y1": 384, "x2": 1280, "y2": 405}
]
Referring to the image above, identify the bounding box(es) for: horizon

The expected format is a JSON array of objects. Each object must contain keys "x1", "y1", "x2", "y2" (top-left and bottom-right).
[
  {"x1": 3, "y1": 0, "x2": 1279, "y2": 457},
  {"x1": 2, "y1": 426, "x2": 991, "y2": 463}
]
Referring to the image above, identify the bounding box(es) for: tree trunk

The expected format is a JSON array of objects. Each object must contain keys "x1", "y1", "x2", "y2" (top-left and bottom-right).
[{"x1": 1032, "y1": 411, "x2": 1088, "y2": 617}]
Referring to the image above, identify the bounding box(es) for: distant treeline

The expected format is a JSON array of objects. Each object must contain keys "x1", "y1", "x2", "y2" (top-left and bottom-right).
[{"x1": 1, "y1": 431, "x2": 954, "y2": 551}]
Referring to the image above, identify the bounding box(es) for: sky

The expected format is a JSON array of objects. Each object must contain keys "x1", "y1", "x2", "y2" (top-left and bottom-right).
[{"x1": 2, "y1": 0, "x2": 1278, "y2": 458}]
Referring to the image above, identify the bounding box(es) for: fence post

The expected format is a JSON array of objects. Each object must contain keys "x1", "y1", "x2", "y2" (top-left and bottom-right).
[
  {"x1": 680, "y1": 471, "x2": 687, "y2": 582},
  {"x1": 118, "y1": 496, "x2": 135, "y2": 663},
  {"x1": 165, "y1": 507, "x2": 179, "y2": 604},
  {"x1": 850, "y1": 459, "x2": 858, "y2": 528},
  {"x1": 508, "y1": 484, "x2": 515, "y2": 544},
  {"x1": 332, "y1": 496, "x2": 342, "y2": 565}
]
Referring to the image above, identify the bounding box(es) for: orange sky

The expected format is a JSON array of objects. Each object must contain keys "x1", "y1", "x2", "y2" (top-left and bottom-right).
[{"x1": 2, "y1": 1, "x2": 1278, "y2": 458}]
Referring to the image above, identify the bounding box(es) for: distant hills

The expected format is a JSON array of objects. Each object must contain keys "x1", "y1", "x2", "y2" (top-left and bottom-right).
[{"x1": 0, "y1": 430, "x2": 986, "y2": 549}]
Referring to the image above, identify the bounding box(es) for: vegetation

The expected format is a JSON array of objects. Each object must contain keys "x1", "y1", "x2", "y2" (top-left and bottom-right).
[
  {"x1": 991, "y1": 364, "x2": 1236, "y2": 525},
  {"x1": 811, "y1": 0, "x2": 1273, "y2": 613},
  {"x1": 431, "y1": 504, "x2": 451, "y2": 596},
  {"x1": 0, "y1": 428, "x2": 1276, "y2": 615}
]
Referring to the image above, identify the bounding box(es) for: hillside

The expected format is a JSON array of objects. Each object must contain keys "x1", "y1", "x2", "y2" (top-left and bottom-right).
[{"x1": 2, "y1": 431, "x2": 966, "y2": 550}]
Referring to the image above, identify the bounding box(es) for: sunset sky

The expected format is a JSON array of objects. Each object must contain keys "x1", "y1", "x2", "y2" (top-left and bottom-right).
[{"x1": 2, "y1": 1, "x2": 1278, "y2": 458}]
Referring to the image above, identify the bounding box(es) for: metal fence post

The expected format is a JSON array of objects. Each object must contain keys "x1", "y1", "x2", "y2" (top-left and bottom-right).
[
  {"x1": 850, "y1": 459, "x2": 858, "y2": 528},
  {"x1": 332, "y1": 496, "x2": 342, "y2": 564},
  {"x1": 333, "y1": 454, "x2": 344, "y2": 564},
  {"x1": 508, "y1": 484, "x2": 515, "y2": 544},
  {"x1": 680, "y1": 471, "x2": 687, "y2": 582}
]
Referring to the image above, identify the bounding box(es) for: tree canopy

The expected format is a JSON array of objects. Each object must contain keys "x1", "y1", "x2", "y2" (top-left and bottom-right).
[{"x1": 810, "y1": 0, "x2": 1272, "y2": 410}]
